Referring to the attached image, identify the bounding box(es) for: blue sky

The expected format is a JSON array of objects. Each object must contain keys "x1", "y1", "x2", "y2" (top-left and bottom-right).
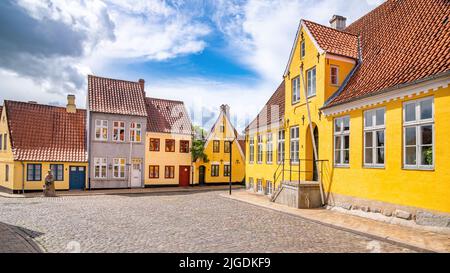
[{"x1": 0, "y1": 0, "x2": 383, "y2": 131}]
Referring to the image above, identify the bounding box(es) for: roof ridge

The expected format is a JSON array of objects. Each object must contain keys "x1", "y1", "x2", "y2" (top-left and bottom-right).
[
  {"x1": 5, "y1": 100, "x2": 86, "y2": 112},
  {"x1": 88, "y1": 74, "x2": 141, "y2": 85},
  {"x1": 302, "y1": 19, "x2": 358, "y2": 37},
  {"x1": 145, "y1": 97, "x2": 185, "y2": 104}
]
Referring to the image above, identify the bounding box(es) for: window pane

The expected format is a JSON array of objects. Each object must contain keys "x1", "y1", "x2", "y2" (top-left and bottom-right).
[
  {"x1": 335, "y1": 136, "x2": 341, "y2": 150},
  {"x1": 344, "y1": 135, "x2": 350, "y2": 149},
  {"x1": 421, "y1": 146, "x2": 433, "y2": 166},
  {"x1": 376, "y1": 131, "x2": 385, "y2": 147},
  {"x1": 405, "y1": 147, "x2": 417, "y2": 165},
  {"x1": 335, "y1": 119, "x2": 341, "y2": 132},
  {"x1": 421, "y1": 125, "x2": 433, "y2": 145},
  {"x1": 365, "y1": 132, "x2": 373, "y2": 147},
  {"x1": 364, "y1": 112, "x2": 373, "y2": 127},
  {"x1": 376, "y1": 109, "x2": 385, "y2": 126},
  {"x1": 405, "y1": 103, "x2": 416, "y2": 122},
  {"x1": 343, "y1": 150, "x2": 350, "y2": 164},
  {"x1": 334, "y1": 151, "x2": 340, "y2": 164},
  {"x1": 343, "y1": 118, "x2": 350, "y2": 131},
  {"x1": 377, "y1": 148, "x2": 385, "y2": 164},
  {"x1": 405, "y1": 127, "x2": 416, "y2": 145},
  {"x1": 420, "y1": 99, "x2": 432, "y2": 120},
  {"x1": 365, "y1": 148, "x2": 373, "y2": 164}
]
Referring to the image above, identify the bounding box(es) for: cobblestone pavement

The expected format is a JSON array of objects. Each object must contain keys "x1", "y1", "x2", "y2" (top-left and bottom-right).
[
  {"x1": 0, "y1": 191, "x2": 416, "y2": 253},
  {"x1": 0, "y1": 222, "x2": 43, "y2": 253}
]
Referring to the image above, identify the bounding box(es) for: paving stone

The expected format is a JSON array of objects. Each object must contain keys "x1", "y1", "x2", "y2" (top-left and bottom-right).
[{"x1": 394, "y1": 210, "x2": 412, "y2": 220}]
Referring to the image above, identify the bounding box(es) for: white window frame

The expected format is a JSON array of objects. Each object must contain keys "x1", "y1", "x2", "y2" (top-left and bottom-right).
[
  {"x1": 112, "y1": 121, "x2": 125, "y2": 142},
  {"x1": 257, "y1": 135, "x2": 263, "y2": 164},
  {"x1": 94, "y1": 157, "x2": 107, "y2": 179},
  {"x1": 249, "y1": 137, "x2": 255, "y2": 164},
  {"x1": 364, "y1": 108, "x2": 386, "y2": 168},
  {"x1": 277, "y1": 129, "x2": 285, "y2": 164},
  {"x1": 129, "y1": 122, "x2": 142, "y2": 143},
  {"x1": 266, "y1": 133, "x2": 273, "y2": 164},
  {"x1": 307, "y1": 67, "x2": 316, "y2": 97},
  {"x1": 95, "y1": 120, "x2": 108, "y2": 141},
  {"x1": 330, "y1": 66, "x2": 339, "y2": 86},
  {"x1": 257, "y1": 179, "x2": 263, "y2": 193},
  {"x1": 290, "y1": 126, "x2": 299, "y2": 164},
  {"x1": 334, "y1": 116, "x2": 350, "y2": 167},
  {"x1": 248, "y1": 177, "x2": 254, "y2": 191},
  {"x1": 300, "y1": 40, "x2": 305, "y2": 59},
  {"x1": 403, "y1": 97, "x2": 435, "y2": 170},
  {"x1": 266, "y1": 180, "x2": 273, "y2": 195},
  {"x1": 112, "y1": 158, "x2": 126, "y2": 178},
  {"x1": 292, "y1": 76, "x2": 300, "y2": 104}
]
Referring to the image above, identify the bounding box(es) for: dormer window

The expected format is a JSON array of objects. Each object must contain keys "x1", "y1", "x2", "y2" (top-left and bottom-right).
[{"x1": 300, "y1": 40, "x2": 305, "y2": 59}]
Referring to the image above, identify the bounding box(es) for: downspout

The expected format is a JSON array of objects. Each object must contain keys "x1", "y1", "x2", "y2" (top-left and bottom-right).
[
  {"x1": 300, "y1": 64, "x2": 325, "y2": 206},
  {"x1": 129, "y1": 140, "x2": 133, "y2": 188},
  {"x1": 21, "y1": 161, "x2": 25, "y2": 194}
]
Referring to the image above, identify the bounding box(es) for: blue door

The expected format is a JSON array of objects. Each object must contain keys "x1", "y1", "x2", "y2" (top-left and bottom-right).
[{"x1": 69, "y1": 166, "x2": 85, "y2": 190}]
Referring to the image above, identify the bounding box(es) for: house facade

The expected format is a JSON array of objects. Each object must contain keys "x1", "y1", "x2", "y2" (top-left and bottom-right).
[
  {"x1": 144, "y1": 97, "x2": 193, "y2": 186},
  {"x1": 87, "y1": 75, "x2": 147, "y2": 189},
  {"x1": 245, "y1": 0, "x2": 450, "y2": 226},
  {"x1": 0, "y1": 98, "x2": 88, "y2": 193},
  {"x1": 194, "y1": 105, "x2": 245, "y2": 185}
]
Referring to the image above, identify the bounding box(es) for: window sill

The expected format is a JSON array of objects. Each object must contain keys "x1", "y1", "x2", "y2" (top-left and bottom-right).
[
  {"x1": 291, "y1": 100, "x2": 300, "y2": 105},
  {"x1": 334, "y1": 164, "x2": 350, "y2": 168},
  {"x1": 307, "y1": 94, "x2": 316, "y2": 99},
  {"x1": 402, "y1": 166, "x2": 435, "y2": 171},
  {"x1": 363, "y1": 165, "x2": 385, "y2": 169}
]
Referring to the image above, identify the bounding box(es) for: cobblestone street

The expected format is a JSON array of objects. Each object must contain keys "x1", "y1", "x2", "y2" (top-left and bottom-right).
[{"x1": 0, "y1": 190, "x2": 415, "y2": 253}]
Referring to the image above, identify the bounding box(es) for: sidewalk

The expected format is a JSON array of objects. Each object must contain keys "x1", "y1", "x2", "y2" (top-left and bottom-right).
[
  {"x1": 0, "y1": 222, "x2": 43, "y2": 253},
  {"x1": 222, "y1": 191, "x2": 450, "y2": 253},
  {"x1": 0, "y1": 185, "x2": 245, "y2": 198}
]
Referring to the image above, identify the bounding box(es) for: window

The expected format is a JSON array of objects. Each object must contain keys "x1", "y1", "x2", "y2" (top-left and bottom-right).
[
  {"x1": 113, "y1": 158, "x2": 126, "y2": 178},
  {"x1": 165, "y1": 139, "x2": 175, "y2": 152},
  {"x1": 165, "y1": 166, "x2": 175, "y2": 179},
  {"x1": 149, "y1": 138, "x2": 160, "y2": 151},
  {"x1": 5, "y1": 165, "x2": 9, "y2": 182},
  {"x1": 257, "y1": 135, "x2": 263, "y2": 163},
  {"x1": 300, "y1": 40, "x2": 305, "y2": 59},
  {"x1": 403, "y1": 97, "x2": 434, "y2": 169},
  {"x1": 211, "y1": 165, "x2": 219, "y2": 177},
  {"x1": 334, "y1": 116, "x2": 350, "y2": 166},
  {"x1": 0, "y1": 134, "x2": 2, "y2": 151},
  {"x1": 129, "y1": 122, "x2": 142, "y2": 142},
  {"x1": 180, "y1": 140, "x2": 190, "y2": 153},
  {"x1": 307, "y1": 67, "x2": 316, "y2": 97},
  {"x1": 330, "y1": 66, "x2": 339, "y2": 85},
  {"x1": 248, "y1": 177, "x2": 254, "y2": 190},
  {"x1": 94, "y1": 158, "x2": 107, "y2": 178},
  {"x1": 290, "y1": 126, "x2": 299, "y2": 163},
  {"x1": 266, "y1": 133, "x2": 273, "y2": 164},
  {"x1": 249, "y1": 137, "x2": 255, "y2": 163},
  {"x1": 3, "y1": 134, "x2": 7, "y2": 150},
  {"x1": 50, "y1": 164, "x2": 64, "y2": 181},
  {"x1": 27, "y1": 164, "x2": 41, "y2": 181},
  {"x1": 95, "y1": 120, "x2": 108, "y2": 141},
  {"x1": 224, "y1": 164, "x2": 231, "y2": 177},
  {"x1": 220, "y1": 124, "x2": 225, "y2": 133},
  {"x1": 224, "y1": 141, "x2": 231, "y2": 153},
  {"x1": 213, "y1": 140, "x2": 220, "y2": 153},
  {"x1": 292, "y1": 76, "x2": 300, "y2": 103},
  {"x1": 266, "y1": 181, "x2": 273, "y2": 195},
  {"x1": 277, "y1": 130, "x2": 285, "y2": 163},
  {"x1": 149, "y1": 165, "x2": 159, "y2": 178},
  {"x1": 257, "y1": 179, "x2": 263, "y2": 193},
  {"x1": 112, "y1": 121, "x2": 125, "y2": 142},
  {"x1": 364, "y1": 108, "x2": 385, "y2": 167}
]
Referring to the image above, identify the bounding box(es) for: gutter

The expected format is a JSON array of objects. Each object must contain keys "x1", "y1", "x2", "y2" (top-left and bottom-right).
[{"x1": 21, "y1": 161, "x2": 25, "y2": 194}]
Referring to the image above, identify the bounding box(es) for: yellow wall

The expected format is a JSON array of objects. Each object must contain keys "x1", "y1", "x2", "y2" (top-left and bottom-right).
[
  {"x1": 144, "y1": 132, "x2": 192, "y2": 185},
  {"x1": 0, "y1": 107, "x2": 15, "y2": 190},
  {"x1": 245, "y1": 23, "x2": 450, "y2": 214},
  {"x1": 195, "y1": 114, "x2": 245, "y2": 183}
]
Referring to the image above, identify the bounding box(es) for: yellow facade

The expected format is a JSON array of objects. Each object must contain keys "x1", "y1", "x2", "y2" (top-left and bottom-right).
[
  {"x1": 144, "y1": 132, "x2": 192, "y2": 185},
  {"x1": 195, "y1": 110, "x2": 245, "y2": 184},
  {"x1": 0, "y1": 106, "x2": 88, "y2": 192},
  {"x1": 246, "y1": 24, "x2": 450, "y2": 215}
]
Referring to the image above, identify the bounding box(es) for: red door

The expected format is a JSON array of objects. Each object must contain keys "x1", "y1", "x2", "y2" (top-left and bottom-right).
[{"x1": 179, "y1": 166, "x2": 191, "y2": 187}]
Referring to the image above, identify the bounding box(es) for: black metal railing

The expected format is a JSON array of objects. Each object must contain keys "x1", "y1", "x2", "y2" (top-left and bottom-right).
[{"x1": 273, "y1": 158, "x2": 328, "y2": 187}]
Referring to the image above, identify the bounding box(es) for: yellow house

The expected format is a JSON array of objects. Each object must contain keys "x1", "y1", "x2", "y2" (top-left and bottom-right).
[
  {"x1": 144, "y1": 97, "x2": 193, "y2": 186},
  {"x1": 246, "y1": 0, "x2": 450, "y2": 227},
  {"x1": 0, "y1": 98, "x2": 88, "y2": 193},
  {"x1": 194, "y1": 105, "x2": 245, "y2": 185}
]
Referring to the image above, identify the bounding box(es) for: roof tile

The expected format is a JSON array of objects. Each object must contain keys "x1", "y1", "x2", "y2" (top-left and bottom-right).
[{"x1": 145, "y1": 97, "x2": 192, "y2": 135}]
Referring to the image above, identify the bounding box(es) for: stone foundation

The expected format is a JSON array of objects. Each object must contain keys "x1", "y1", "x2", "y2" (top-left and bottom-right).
[
  {"x1": 326, "y1": 192, "x2": 450, "y2": 228},
  {"x1": 273, "y1": 181, "x2": 322, "y2": 209}
]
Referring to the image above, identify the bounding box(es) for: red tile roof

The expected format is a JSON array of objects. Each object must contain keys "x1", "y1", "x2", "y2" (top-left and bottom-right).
[
  {"x1": 326, "y1": 0, "x2": 450, "y2": 107},
  {"x1": 145, "y1": 97, "x2": 192, "y2": 135},
  {"x1": 88, "y1": 75, "x2": 147, "y2": 116},
  {"x1": 246, "y1": 81, "x2": 285, "y2": 132},
  {"x1": 5, "y1": 101, "x2": 87, "y2": 162},
  {"x1": 303, "y1": 20, "x2": 358, "y2": 59}
]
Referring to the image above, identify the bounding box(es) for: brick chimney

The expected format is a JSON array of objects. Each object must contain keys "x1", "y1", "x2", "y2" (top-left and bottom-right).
[
  {"x1": 330, "y1": 15, "x2": 347, "y2": 30},
  {"x1": 220, "y1": 104, "x2": 230, "y2": 120},
  {"x1": 138, "y1": 79, "x2": 145, "y2": 91},
  {"x1": 66, "y1": 94, "x2": 76, "y2": 113}
]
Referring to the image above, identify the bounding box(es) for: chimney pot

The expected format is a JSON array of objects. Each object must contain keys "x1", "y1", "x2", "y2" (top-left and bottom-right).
[
  {"x1": 330, "y1": 15, "x2": 347, "y2": 30},
  {"x1": 66, "y1": 94, "x2": 76, "y2": 113}
]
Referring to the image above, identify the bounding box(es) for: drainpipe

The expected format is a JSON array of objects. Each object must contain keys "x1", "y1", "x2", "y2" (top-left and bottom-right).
[
  {"x1": 129, "y1": 140, "x2": 133, "y2": 188},
  {"x1": 21, "y1": 161, "x2": 25, "y2": 194}
]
